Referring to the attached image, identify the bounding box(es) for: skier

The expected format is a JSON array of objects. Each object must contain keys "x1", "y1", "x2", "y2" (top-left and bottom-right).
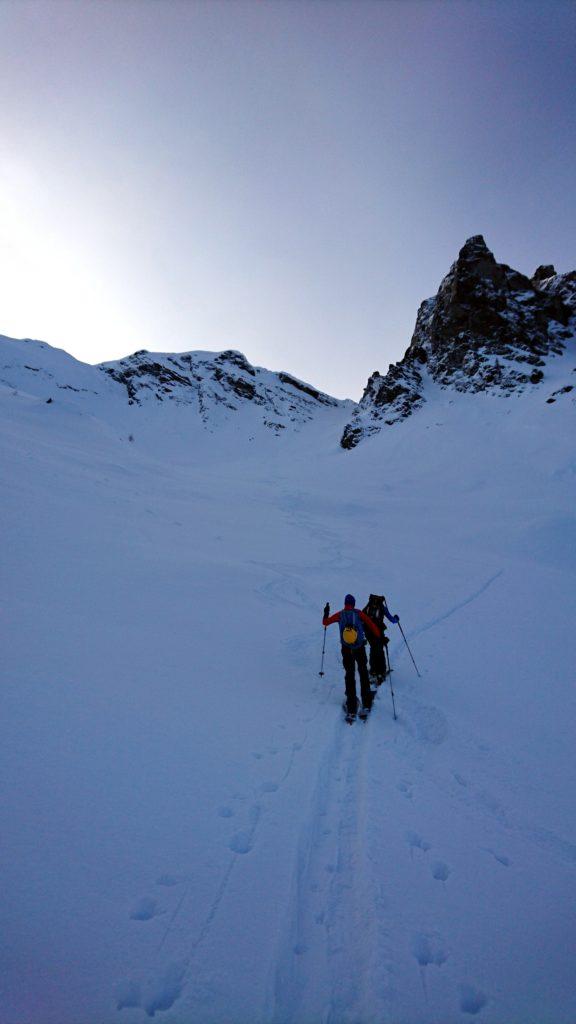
[
  {"x1": 362, "y1": 594, "x2": 399, "y2": 683},
  {"x1": 322, "y1": 594, "x2": 381, "y2": 720}
]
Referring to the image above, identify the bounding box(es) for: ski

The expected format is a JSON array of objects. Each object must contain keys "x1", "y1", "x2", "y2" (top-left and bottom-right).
[
  {"x1": 342, "y1": 701, "x2": 357, "y2": 724},
  {"x1": 342, "y1": 700, "x2": 374, "y2": 723}
]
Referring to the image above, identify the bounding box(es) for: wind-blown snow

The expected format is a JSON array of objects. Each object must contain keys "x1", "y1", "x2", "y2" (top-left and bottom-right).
[{"x1": 1, "y1": 334, "x2": 575, "y2": 1023}]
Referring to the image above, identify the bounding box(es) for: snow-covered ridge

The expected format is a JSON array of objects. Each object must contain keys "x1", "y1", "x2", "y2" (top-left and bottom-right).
[
  {"x1": 341, "y1": 236, "x2": 576, "y2": 448},
  {"x1": 0, "y1": 335, "x2": 352, "y2": 436},
  {"x1": 101, "y1": 348, "x2": 343, "y2": 430}
]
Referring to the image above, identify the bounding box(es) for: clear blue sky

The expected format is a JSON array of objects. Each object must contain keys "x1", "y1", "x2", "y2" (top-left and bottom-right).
[{"x1": 1, "y1": 0, "x2": 574, "y2": 398}]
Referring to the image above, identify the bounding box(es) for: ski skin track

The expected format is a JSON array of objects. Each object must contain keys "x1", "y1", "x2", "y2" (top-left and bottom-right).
[{"x1": 270, "y1": 687, "x2": 385, "y2": 1024}]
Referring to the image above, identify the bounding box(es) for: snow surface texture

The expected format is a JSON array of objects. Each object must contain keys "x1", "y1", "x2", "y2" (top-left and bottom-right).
[{"x1": 1, "y1": 330, "x2": 576, "y2": 1023}]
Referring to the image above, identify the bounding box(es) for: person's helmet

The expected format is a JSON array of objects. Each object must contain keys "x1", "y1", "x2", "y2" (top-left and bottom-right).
[{"x1": 344, "y1": 594, "x2": 356, "y2": 607}]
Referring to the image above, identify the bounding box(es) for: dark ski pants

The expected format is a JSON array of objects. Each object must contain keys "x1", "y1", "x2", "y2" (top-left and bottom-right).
[
  {"x1": 341, "y1": 644, "x2": 372, "y2": 714},
  {"x1": 367, "y1": 636, "x2": 387, "y2": 678}
]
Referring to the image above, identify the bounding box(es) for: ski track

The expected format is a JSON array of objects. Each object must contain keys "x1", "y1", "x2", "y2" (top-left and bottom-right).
[
  {"x1": 117, "y1": 504, "x2": 350, "y2": 1016},
  {"x1": 251, "y1": 487, "x2": 359, "y2": 615},
  {"x1": 398, "y1": 569, "x2": 505, "y2": 648},
  {"x1": 117, "y1": 675, "x2": 341, "y2": 1018},
  {"x1": 118, "y1": 559, "x2": 571, "y2": 1021},
  {"x1": 267, "y1": 562, "x2": 572, "y2": 1023},
  {"x1": 272, "y1": 715, "x2": 376, "y2": 1024},
  {"x1": 267, "y1": 561, "x2": 508, "y2": 1021}
]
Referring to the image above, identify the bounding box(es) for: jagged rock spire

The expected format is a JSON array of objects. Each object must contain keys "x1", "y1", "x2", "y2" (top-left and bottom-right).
[
  {"x1": 340, "y1": 238, "x2": 575, "y2": 449},
  {"x1": 458, "y1": 234, "x2": 496, "y2": 264},
  {"x1": 532, "y1": 264, "x2": 556, "y2": 284}
]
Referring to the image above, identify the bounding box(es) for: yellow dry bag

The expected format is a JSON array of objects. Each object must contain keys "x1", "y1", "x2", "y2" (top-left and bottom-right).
[{"x1": 342, "y1": 625, "x2": 359, "y2": 645}]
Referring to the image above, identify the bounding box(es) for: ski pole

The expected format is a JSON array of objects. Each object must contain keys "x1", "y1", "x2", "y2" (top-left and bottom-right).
[
  {"x1": 319, "y1": 628, "x2": 327, "y2": 677},
  {"x1": 384, "y1": 641, "x2": 396, "y2": 719},
  {"x1": 388, "y1": 672, "x2": 397, "y2": 720},
  {"x1": 397, "y1": 620, "x2": 421, "y2": 678}
]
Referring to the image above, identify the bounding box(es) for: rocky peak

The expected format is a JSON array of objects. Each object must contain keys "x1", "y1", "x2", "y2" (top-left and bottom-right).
[
  {"x1": 532, "y1": 264, "x2": 556, "y2": 284},
  {"x1": 534, "y1": 268, "x2": 576, "y2": 310},
  {"x1": 454, "y1": 234, "x2": 497, "y2": 274},
  {"x1": 99, "y1": 347, "x2": 343, "y2": 432},
  {"x1": 341, "y1": 237, "x2": 575, "y2": 448}
]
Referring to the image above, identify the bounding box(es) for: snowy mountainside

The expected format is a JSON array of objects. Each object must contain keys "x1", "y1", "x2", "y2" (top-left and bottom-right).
[
  {"x1": 2, "y1": 319, "x2": 576, "y2": 1024},
  {"x1": 0, "y1": 334, "x2": 351, "y2": 441},
  {"x1": 100, "y1": 347, "x2": 344, "y2": 430},
  {"x1": 341, "y1": 236, "x2": 576, "y2": 447}
]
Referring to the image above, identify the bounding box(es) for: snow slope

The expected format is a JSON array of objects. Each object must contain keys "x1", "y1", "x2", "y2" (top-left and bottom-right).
[{"x1": 1, "y1": 334, "x2": 575, "y2": 1024}]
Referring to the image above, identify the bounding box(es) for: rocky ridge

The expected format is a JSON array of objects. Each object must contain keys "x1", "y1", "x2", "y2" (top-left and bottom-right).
[
  {"x1": 341, "y1": 236, "x2": 576, "y2": 448},
  {"x1": 0, "y1": 337, "x2": 346, "y2": 435},
  {"x1": 101, "y1": 348, "x2": 343, "y2": 431}
]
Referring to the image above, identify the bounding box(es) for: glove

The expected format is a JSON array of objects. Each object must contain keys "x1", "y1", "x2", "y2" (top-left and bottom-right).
[
  {"x1": 323, "y1": 602, "x2": 330, "y2": 619},
  {"x1": 392, "y1": 615, "x2": 399, "y2": 624}
]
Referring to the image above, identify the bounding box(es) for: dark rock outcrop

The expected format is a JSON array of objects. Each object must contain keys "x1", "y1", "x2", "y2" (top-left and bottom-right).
[
  {"x1": 532, "y1": 264, "x2": 556, "y2": 284},
  {"x1": 100, "y1": 348, "x2": 344, "y2": 428},
  {"x1": 341, "y1": 236, "x2": 575, "y2": 448}
]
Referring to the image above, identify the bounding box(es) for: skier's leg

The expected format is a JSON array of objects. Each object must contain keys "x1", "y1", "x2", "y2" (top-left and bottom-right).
[
  {"x1": 367, "y1": 636, "x2": 376, "y2": 675},
  {"x1": 374, "y1": 639, "x2": 386, "y2": 678},
  {"x1": 341, "y1": 646, "x2": 358, "y2": 714},
  {"x1": 382, "y1": 636, "x2": 390, "y2": 676},
  {"x1": 356, "y1": 646, "x2": 372, "y2": 709}
]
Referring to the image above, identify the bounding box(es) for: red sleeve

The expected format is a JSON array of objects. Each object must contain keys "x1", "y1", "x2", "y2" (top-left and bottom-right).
[
  {"x1": 360, "y1": 610, "x2": 381, "y2": 638},
  {"x1": 323, "y1": 611, "x2": 341, "y2": 627}
]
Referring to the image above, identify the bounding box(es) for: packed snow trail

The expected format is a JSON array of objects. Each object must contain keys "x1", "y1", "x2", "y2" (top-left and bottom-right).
[
  {"x1": 2, "y1": 357, "x2": 576, "y2": 1023},
  {"x1": 272, "y1": 714, "x2": 379, "y2": 1024}
]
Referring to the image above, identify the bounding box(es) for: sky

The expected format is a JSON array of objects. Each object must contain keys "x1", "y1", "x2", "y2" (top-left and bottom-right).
[{"x1": 0, "y1": 0, "x2": 574, "y2": 400}]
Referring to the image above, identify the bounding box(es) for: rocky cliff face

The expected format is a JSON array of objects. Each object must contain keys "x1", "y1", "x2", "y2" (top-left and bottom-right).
[
  {"x1": 101, "y1": 348, "x2": 342, "y2": 430},
  {"x1": 341, "y1": 236, "x2": 576, "y2": 448}
]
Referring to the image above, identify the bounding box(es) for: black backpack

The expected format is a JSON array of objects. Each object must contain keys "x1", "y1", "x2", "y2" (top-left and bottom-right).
[{"x1": 364, "y1": 593, "x2": 387, "y2": 630}]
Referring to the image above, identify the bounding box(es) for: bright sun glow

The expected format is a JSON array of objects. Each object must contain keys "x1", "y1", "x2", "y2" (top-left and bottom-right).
[{"x1": 0, "y1": 158, "x2": 136, "y2": 361}]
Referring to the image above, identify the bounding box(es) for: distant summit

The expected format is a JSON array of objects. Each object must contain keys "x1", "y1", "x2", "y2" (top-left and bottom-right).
[
  {"x1": 341, "y1": 236, "x2": 576, "y2": 448},
  {"x1": 101, "y1": 347, "x2": 342, "y2": 429},
  {"x1": 0, "y1": 335, "x2": 348, "y2": 438}
]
